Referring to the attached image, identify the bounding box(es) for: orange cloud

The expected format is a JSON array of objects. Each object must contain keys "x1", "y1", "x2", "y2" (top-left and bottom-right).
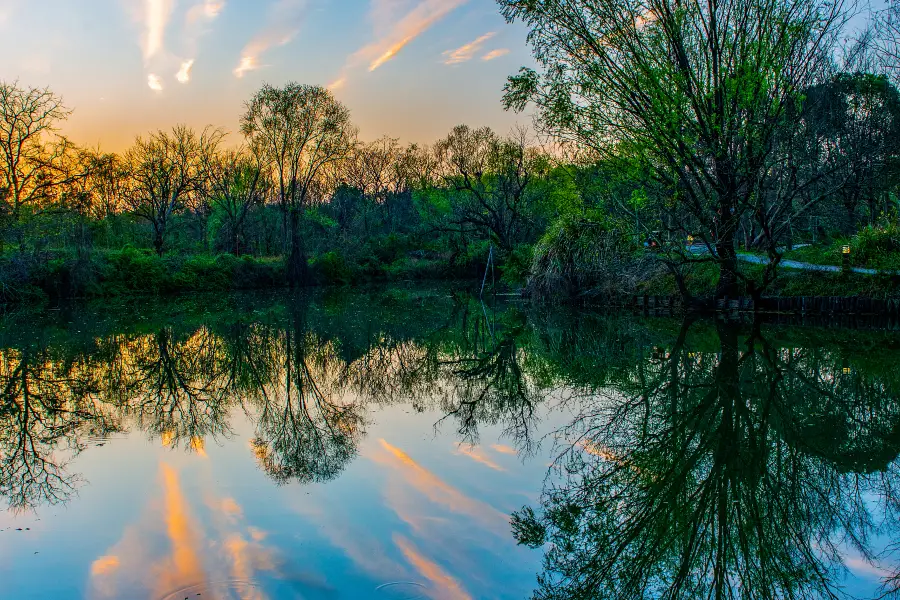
[
  {"x1": 220, "y1": 497, "x2": 243, "y2": 519},
  {"x1": 456, "y1": 445, "x2": 504, "y2": 471},
  {"x1": 395, "y1": 535, "x2": 472, "y2": 600},
  {"x1": 443, "y1": 32, "x2": 496, "y2": 65},
  {"x1": 373, "y1": 439, "x2": 507, "y2": 534},
  {"x1": 330, "y1": 0, "x2": 470, "y2": 86},
  {"x1": 155, "y1": 462, "x2": 206, "y2": 595},
  {"x1": 90, "y1": 556, "x2": 120, "y2": 576},
  {"x1": 481, "y1": 49, "x2": 510, "y2": 61},
  {"x1": 490, "y1": 444, "x2": 517, "y2": 455},
  {"x1": 234, "y1": 0, "x2": 309, "y2": 78}
]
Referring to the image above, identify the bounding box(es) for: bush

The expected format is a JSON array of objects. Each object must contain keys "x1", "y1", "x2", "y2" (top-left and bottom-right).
[
  {"x1": 311, "y1": 251, "x2": 355, "y2": 284},
  {"x1": 527, "y1": 215, "x2": 652, "y2": 299},
  {"x1": 852, "y1": 224, "x2": 900, "y2": 270}
]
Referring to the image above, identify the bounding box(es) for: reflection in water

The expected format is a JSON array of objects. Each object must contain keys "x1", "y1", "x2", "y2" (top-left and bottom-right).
[
  {"x1": 2, "y1": 290, "x2": 900, "y2": 597},
  {"x1": 512, "y1": 321, "x2": 900, "y2": 599}
]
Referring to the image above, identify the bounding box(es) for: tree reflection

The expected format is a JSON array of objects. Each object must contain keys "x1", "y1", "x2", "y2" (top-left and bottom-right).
[
  {"x1": 125, "y1": 326, "x2": 233, "y2": 450},
  {"x1": 513, "y1": 322, "x2": 900, "y2": 599},
  {"x1": 0, "y1": 346, "x2": 120, "y2": 510},
  {"x1": 249, "y1": 300, "x2": 364, "y2": 484},
  {"x1": 438, "y1": 306, "x2": 541, "y2": 453}
]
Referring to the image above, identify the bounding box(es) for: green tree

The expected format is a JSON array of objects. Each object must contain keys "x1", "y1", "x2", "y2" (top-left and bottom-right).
[
  {"x1": 498, "y1": 0, "x2": 849, "y2": 297},
  {"x1": 241, "y1": 83, "x2": 355, "y2": 285}
]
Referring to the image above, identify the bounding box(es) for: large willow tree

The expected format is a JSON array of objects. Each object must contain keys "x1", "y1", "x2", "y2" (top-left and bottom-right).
[{"x1": 498, "y1": 0, "x2": 850, "y2": 297}]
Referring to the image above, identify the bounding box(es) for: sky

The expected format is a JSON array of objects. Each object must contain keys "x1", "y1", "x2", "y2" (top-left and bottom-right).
[{"x1": 0, "y1": 0, "x2": 533, "y2": 151}]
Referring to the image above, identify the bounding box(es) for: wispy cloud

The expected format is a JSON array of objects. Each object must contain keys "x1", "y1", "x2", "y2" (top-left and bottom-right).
[
  {"x1": 233, "y1": 0, "x2": 309, "y2": 78},
  {"x1": 186, "y1": 0, "x2": 224, "y2": 24},
  {"x1": 329, "y1": 0, "x2": 469, "y2": 89},
  {"x1": 443, "y1": 32, "x2": 495, "y2": 65},
  {"x1": 142, "y1": 0, "x2": 174, "y2": 62},
  {"x1": 361, "y1": 0, "x2": 470, "y2": 72},
  {"x1": 178, "y1": 0, "x2": 225, "y2": 83},
  {"x1": 481, "y1": 48, "x2": 510, "y2": 61}
]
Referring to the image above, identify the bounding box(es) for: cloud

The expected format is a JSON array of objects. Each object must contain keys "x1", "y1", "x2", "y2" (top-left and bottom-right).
[
  {"x1": 443, "y1": 32, "x2": 495, "y2": 65},
  {"x1": 90, "y1": 556, "x2": 121, "y2": 577},
  {"x1": 176, "y1": 59, "x2": 194, "y2": 83},
  {"x1": 328, "y1": 77, "x2": 347, "y2": 91},
  {"x1": 490, "y1": 444, "x2": 517, "y2": 455},
  {"x1": 234, "y1": 0, "x2": 309, "y2": 78},
  {"x1": 176, "y1": 0, "x2": 225, "y2": 84},
  {"x1": 455, "y1": 445, "x2": 504, "y2": 471},
  {"x1": 186, "y1": 0, "x2": 224, "y2": 24},
  {"x1": 329, "y1": 0, "x2": 469, "y2": 88},
  {"x1": 394, "y1": 535, "x2": 472, "y2": 600},
  {"x1": 481, "y1": 48, "x2": 510, "y2": 61},
  {"x1": 142, "y1": 0, "x2": 174, "y2": 62},
  {"x1": 147, "y1": 74, "x2": 164, "y2": 92},
  {"x1": 361, "y1": 0, "x2": 470, "y2": 72},
  {"x1": 372, "y1": 439, "x2": 507, "y2": 536}
]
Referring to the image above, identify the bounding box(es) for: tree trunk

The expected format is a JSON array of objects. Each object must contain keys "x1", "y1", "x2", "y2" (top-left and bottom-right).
[
  {"x1": 153, "y1": 224, "x2": 165, "y2": 256},
  {"x1": 715, "y1": 221, "x2": 740, "y2": 299},
  {"x1": 286, "y1": 208, "x2": 309, "y2": 287}
]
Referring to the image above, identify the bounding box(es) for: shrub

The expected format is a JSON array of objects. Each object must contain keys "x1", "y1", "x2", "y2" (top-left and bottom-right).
[
  {"x1": 311, "y1": 251, "x2": 355, "y2": 284},
  {"x1": 852, "y1": 224, "x2": 900, "y2": 270},
  {"x1": 527, "y1": 215, "x2": 649, "y2": 299}
]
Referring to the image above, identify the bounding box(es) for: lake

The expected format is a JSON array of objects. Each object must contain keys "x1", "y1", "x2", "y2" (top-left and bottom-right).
[{"x1": 1, "y1": 286, "x2": 899, "y2": 599}]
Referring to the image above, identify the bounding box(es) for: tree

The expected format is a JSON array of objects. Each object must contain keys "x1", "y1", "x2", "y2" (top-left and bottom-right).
[
  {"x1": 0, "y1": 82, "x2": 74, "y2": 225},
  {"x1": 498, "y1": 0, "x2": 849, "y2": 297},
  {"x1": 241, "y1": 83, "x2": 355, "y2": 285},
  {"x1": 797, "y1": 73, "x2": 900, "y2": 232},
  {"x1": 435, "y1": 125, "x2": 539, "y2": 252},
  {"x1": 204, "y1": 146, "x2": 268, "y2": 255},
  {"x1": 123, "y1": 125, "x2": 222, "y2": 255},
  {"x1": 875, "y1": 0, "x2": 900, "y2": 84}
]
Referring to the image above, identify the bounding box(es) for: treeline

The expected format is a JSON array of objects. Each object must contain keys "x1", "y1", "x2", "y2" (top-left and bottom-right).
[{"x1": 2, "y1": 0, "x2": 900, "y2": 304}]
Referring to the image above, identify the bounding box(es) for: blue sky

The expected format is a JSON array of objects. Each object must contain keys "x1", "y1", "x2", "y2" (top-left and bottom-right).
[{"x1": 0, "y1": 0, "x2": 532, "y2": 150}]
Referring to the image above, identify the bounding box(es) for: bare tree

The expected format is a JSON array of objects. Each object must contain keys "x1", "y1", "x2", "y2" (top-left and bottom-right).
[
  {"x1": 876, "y1": 0, "x2": 900, "y2": 84},
  {"x1": 0, "y1": 82, "x2": 74, "y2": 223},
  {"x1": 241, "y1": 83, "x2": 355, "y2": 285},
  {"x1": 123, "y1": 125, "x2": 223, "y2": 255},
  {"x1": 435, "y1": 124, "x2": 537, "y2": 251}
]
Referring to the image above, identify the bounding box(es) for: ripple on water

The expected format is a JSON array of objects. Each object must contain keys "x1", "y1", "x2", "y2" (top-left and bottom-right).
[
  {"x1": 375, "y1": 581, "x2": 429, "y2": 599},
  {"x1": 158, "y1": 579, "x2": 263, "y2": 600}
]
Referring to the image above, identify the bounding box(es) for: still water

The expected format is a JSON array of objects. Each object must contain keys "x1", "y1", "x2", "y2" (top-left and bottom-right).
[{"x1": 2, "y1": 286, "x2": 900, "y2": 599}]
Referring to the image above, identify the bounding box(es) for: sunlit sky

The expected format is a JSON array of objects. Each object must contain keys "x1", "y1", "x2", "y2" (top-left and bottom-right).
[{"x1": 0, "y1": 0, "x2": 532, "y2": 151}]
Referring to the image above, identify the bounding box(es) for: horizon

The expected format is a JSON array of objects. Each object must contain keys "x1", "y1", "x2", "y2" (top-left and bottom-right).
[{"x1": 0, "y1": 0, "x2": 533, "y2": 151}]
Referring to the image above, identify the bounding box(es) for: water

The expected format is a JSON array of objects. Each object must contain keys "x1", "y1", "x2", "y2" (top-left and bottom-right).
[{"x1": 1, "y1": 286, "x2": 900, "y2": 599}]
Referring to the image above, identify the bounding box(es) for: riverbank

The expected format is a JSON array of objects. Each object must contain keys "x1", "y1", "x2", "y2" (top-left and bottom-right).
[
  {"x1": 3, "y1": 246, "x2": 900, "y2": 313},
  {"x1": 0, "y1": 247, "x2": 482, "y2": 307}
]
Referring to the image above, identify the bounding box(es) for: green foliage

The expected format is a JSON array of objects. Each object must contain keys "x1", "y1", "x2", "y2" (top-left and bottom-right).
[
  {"x1": 311, "y1": 251, "x2": 355, "y2": 285},
  {"x1": 852, "y1": 223, "x2": 900, "y2": 270},
  {"x1": 499, "y1": 244, "x2": 534, "y2": 286},
  {"x1": 528, "y1": 213, "x2": 647, "y2": 299}
]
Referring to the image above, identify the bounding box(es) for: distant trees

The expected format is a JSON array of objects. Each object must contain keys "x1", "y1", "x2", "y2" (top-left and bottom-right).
[
  {"x1": 499, "y1": 0, "x2": 850, "y2": 297},
  {"x1": 123, "y1": 125, "x2": 223, "y2": 255},
  {"x1": 241, "y1": 83, "x2": 355, "y2": 285}
]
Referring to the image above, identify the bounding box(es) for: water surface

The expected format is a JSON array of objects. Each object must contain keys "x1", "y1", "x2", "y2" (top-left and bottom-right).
[{"x1": 2, "y1": 287, "x2": 900, "y2": 599}]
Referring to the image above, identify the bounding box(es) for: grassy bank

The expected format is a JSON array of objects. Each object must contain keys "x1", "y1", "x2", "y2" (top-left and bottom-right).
[{"x1": 0, "y1": 247, "x2": 483, "y2": 307}]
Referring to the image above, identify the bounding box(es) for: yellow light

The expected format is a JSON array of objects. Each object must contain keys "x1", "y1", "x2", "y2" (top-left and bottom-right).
[{"x1": 842, "y1": 245, "x2": 851, "y2": 255}]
